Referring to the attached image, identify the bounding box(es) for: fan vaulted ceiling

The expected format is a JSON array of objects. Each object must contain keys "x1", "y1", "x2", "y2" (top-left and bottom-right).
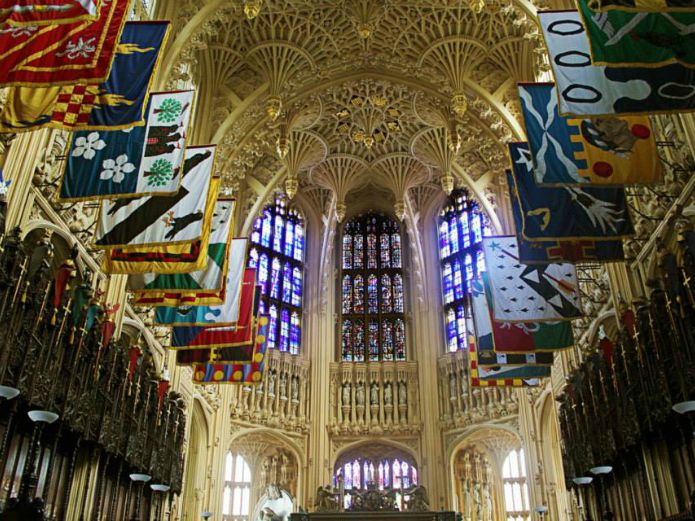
[{"x1": 155, "y1": 0, "x2": 548, "y2": 226}]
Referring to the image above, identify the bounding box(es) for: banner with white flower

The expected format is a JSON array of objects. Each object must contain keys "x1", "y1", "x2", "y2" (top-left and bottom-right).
[
  {"x1": 94, "y1": 145, "x2": 216, "y2": 248},
  {"x1": 59, "y1": 90, "x2": 195, "y2": 202}
]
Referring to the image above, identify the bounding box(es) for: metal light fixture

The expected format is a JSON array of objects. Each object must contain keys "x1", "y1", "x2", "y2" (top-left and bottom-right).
[
  {"x1": 673, "y1": 401, "x2": 695, "y2": 415},
  {"x1": 129, "y1": 473, "x2": 152, "y2": 483},
  {"x1": 573, "y1": 476, "x2": 593, "y2": 485},
  {"x1": 201, "y1": 512, "x2": 213, "y2": 520},
  {"x1": 534, "y1": 505, "x2": 548, "y2": 520},
  {"x1": 27, "y1": 410, "x2": 59, "y2": 424},
  {"x1": 150, "y1": 484, "x2": 170, "y2": 493},
  {"x1": 590, "y1": 466, "x2": 613, "y2": 475},
  {"x1": 0, "y1": 385, "x2": 19, "y2": 401}
]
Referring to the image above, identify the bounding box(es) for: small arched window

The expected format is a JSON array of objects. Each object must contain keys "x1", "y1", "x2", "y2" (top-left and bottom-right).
[
  {"x1": 502, "y1": 449, "x2": 531, "y2": 521},
  {"x1": 223, "y1": 452, "x2": 252, "y2": 521},
  {"x1": 438, "y1": 189, "x2": 491, "y2": 352},
  {"x1": 248, "y1": 197, "x2": 305, "y2": 355},
  {"x1": 340, "y1": 213, "x2": 406, "y2": 362}
]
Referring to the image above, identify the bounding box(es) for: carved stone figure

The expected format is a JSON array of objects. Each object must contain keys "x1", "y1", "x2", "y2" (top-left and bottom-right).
[
  {"x1": 473, "y1": 482, "x2": 482, "y2": 517},
  {"x1": 405, "y1": 485, "x2": 430, "y2": 512},
  {"x1": 384, "y1": 383, "x2": 392, "y2": 405},
  {"x1": 370, "y1": 383, "x2": 379, "y2": 405},
  {"x1": 398, "y1": 381, "x2": 407, "y2": 405},
  {"x1": 291, "y1": 376, "x2": 299, "y2": 400},
  {"x1": 449, "y1": 372, "x2": 457, "y2": 399},
  {"x1": 342, "y1": 383, "x2": 351, "y2": 405},
  {"x1": 483, "y1": 483, "x2": 492, "y2": 521},
  {"x1": 356, "y1": 382, "x2": 365, "y2": 406},
  {"x1": 315, "y1": 485, "x2": 339, "y2": 512},
  {"x1": 279, "y1": 373, "x2": 288, "y2": 399},
  {"x1": 268, "y1": 371, "x2": 277, "y2": 396}
]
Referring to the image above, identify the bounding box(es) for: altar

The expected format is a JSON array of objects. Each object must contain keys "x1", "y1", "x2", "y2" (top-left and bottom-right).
[{"x1": 289, "y1": 512, "x2": 457, "y2": 521}]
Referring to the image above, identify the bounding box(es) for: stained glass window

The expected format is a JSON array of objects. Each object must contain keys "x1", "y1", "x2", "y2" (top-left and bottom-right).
[
  {"x1": 438, "y1": 189, "x2": 489, "y2": 353},
  {"x1": 333, "y1": 450, "x2": 418, "y2": 511},
  {"x1": 279, "y1": 309, "x2": 290, "y2": 352},
  {"x1": 341, "y1": 213, "x2": 407, "y2": 361},
  {"x1": 343, "y1": 276, "x2": 353, "y2": 314},
  {"x1": 249, "y1": 197, "x2": 305, "y2": 354}
]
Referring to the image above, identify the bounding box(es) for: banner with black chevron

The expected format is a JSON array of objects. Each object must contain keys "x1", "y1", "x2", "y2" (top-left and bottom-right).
[
  {"x1": 539, "y1": 10, "x2": 695, "y2": 116},
  {"x1": 128, "y1": 200, "x2": 235, "y2": 305},
  {"x1": 481, "y1": 237, "x2": 581, "y2": 322},
  {"x1": 508, "y1": 142, "x2": 634, "y2": 241},
  {"x1": 95, "y1": 145, "x2": 215, "y2": 249}
]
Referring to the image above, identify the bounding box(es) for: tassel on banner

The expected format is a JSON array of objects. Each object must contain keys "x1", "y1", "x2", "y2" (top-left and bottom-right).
[{"x1": 128, "y1": 344, "x2": 141, "y2": 383}]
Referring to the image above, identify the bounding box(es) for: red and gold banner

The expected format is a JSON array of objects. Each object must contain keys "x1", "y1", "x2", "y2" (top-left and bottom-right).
[
  {"x1": 0, "y1": 0, "x2": 131, "y2": 86},
  {"x1": 1, "y1": 1, "x2": 100, "y2": 27}
]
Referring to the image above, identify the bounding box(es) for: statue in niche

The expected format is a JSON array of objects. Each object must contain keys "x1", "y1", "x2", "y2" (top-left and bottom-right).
[
  {"x1": 356, "y1": 382, "x2": 365, "y2": 406},
  {"x1": 291, "y1": 375, "x2": 299, "y2": 401},
  {"x1": 404, "y1": 485, "x2": 430, "y2": 512},
  {"x1": 370, "y1": 383, "x2": 379, "y2": 405},
  {"x1": 271, "y1": 456, "x2": 279, "y2": 485},
  {"x1": 279, "y1": 373, "x2": 287, "y2": 399},
  {"x1": 483, "y1": 483, "x2": 492, "y2": 521},
  {"x1": 268, "y1": 371, "x2": 276, "y2": 396},
  {"x1": 463, "y1": 482, "x2": 472, "y2": 520},
  {"x1": 398, "y1": 381, "x2": 407, "y2": 405},
  {"x1": 280, "y1": 453, "x2": 290, "y2": 486},
  {"x1": 449, "y1": 373, "x2": 457, "y2": 399},
  {"x1": 384, "y1": 383, "x2": 392, "y2": 405},
  {"x1": 261, "y1": 459, "x2": 270, "y2": 487},
  {"x1": 473, "y1": 482, "x2": 482, "y2": 518},
  {"x1": 315, "y1": 485, "x2": 339, "y2": 512},
  {"x1": 460, "y1": 370, "x2": 468, "y2": 394},
  {"x1": 342, "y1": 382, "x2": 351, "y2": 406}
]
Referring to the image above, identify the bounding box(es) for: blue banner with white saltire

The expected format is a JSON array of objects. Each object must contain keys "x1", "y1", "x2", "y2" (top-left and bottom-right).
[
  {"x1": 518, "y1": 83, "x2": 662, "y2": 186},
  {"x1": 508, "y1": 142, "x2": 634, "y2": 241}
]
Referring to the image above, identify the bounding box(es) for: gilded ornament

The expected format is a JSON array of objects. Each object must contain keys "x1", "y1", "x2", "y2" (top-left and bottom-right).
[{"x1": 244, "y1": 0, "x2": 263, "y2": 20}]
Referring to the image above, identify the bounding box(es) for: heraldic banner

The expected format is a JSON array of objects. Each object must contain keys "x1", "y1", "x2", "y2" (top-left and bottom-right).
[
  {"x1": 578, "y1": 0, "x2": 695, "y2": 67},
  {"x1": 129, "y1": 200, "x2": 235, "y2": 305},
  {"x1": 539, "y1": 10, "x2": 695, "y2": 116},
  {"x1": 587, "y1": 0, "x2": 695, "y2": 12},
  {"x1": 59, "y1": 90, "x2": 195, "y2": 201},
  {"x1": 518, "y1": 83, "x2": 662, "y2": 186},
  {"x1": 469, "y1": 342, "x2": 547, "y2": 388},
  {"x1": 508, "y1": 142, "x2": 634, "y2": 241},
  {"x1": 191, "y1": 316, "x2": 270, "y2": 385},
  {"x1": 0, "y1": 0, "x2": 130, "y2": 86},
  {"x1": 155, "y1": 246, "x2": 250, "y2": 326},
  {"x1": 95, "y1": 145, "x2": 215, "y2": 248},
  {"x1": 0, "y1": 21, "x2": 169, "y2": 133},
  {"x1": 1, "y1": 0, "x2": 100, "y2": 26}
]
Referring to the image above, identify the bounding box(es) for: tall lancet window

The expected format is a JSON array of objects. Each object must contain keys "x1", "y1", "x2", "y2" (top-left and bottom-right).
[
  {"x1": 341, "y1": 213, "x2": 406, "y2": 362},
  {"x1": 248, "y1": 197, "x2": 305, "y2": 355},
  {"x1": 438, "y1": 189, "x2": 491, "y2": 353}
]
